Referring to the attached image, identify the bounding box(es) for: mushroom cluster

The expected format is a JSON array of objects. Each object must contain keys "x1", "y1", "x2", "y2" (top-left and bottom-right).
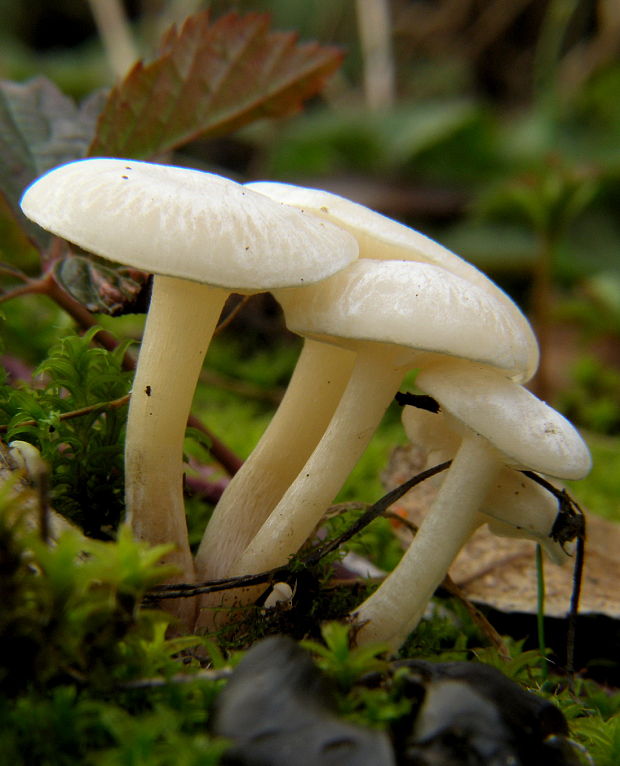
[
  {"x1": 20, "y1": 162, "x2": 591, "y2": 644},
  {"x1": 195, "y1": 181, "x2": 538, "y2": 588},
  {"x1": 351, "y1": 358, "x2": 590, "y2": 648}
]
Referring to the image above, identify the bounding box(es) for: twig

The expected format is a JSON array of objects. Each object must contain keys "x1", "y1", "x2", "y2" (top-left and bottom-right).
[
  {"x1": 121, "y1": 668, "x2": 232, "y2": 689},
  {"x1": 143, "y1": 566, "x2": 289, "y2": 602},
  {"x1": 536, "y1": 543, "x2": 549, "y2": 681},
  {"x1": 213, "y1": 294, "x2": 253, "y2": 336},
  {"x1": 0, "y1": 395, "x2": 131, "y2": 435},
  {"x1": 0, "y1": 263, "x2": 31, "y2": 282},
  {"x1": 522, "y1": 469, "x2": 586, "y2": 682},
  {"x1": 304, "y1": 460, "x2": 453, "y2": 566},
  {"x1": 146, "y1": 462, "x2": 453, "y2": 602},
  {"x1": 441, "y1": 574, "x2": 511, "y2": 661}
]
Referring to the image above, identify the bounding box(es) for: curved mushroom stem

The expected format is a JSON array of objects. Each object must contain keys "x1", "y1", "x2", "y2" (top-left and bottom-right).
[
  {"x1": 232, "y1": 347, "x2": 407, "y2": 576},
  {"x1": 125, "y1": 274, "x2": 227, "y2": 624},
  {"x1": 351, "y1": 433, "x2": 500, "y2": 648},
  {"x1": 194, "y1": 339, "x2": 356, "y2": 582}
]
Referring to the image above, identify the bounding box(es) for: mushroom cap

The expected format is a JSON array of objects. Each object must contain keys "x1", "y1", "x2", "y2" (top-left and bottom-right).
[
  {"x1": 277, "y1": 259, "x2": 534, "y2": 378},
  {"x1": 20, "y1": 159, "x2": 359, "y2": 290},
  {"x1": 483, "y1": 469, "x2": 569, "y2": 565},
  {"x1": 415, "y1": 358, "x2": 592, "y2": 479},
  {"x1": 247, "y1": 180, "x2": 538, "y2": 381}
]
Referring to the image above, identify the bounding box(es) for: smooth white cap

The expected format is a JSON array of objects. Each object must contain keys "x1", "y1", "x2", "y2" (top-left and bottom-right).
[
  {"x1": 248, "y1": 180, "x2": 539, "y2": 381},
  {"x1": 20, "y1": 159, "x2": 359, "y2": 290},
  {"x1": 415, "y1": 358, "x2": 592, "y2": 479},
  {"x1": 277, "y1": 259, "x2": 535, "y2": 378}
]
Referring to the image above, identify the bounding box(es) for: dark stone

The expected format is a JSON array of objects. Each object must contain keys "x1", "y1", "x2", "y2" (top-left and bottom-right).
[
  {"x1": 214, "y1": 636, "x2": 395, "y2": 766},
  {"x1": 397, "y1": 660, "x2": 581, "y2": 766}
]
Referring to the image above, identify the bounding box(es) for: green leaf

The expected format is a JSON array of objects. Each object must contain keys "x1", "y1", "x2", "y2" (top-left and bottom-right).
[
  {"x1": 89, "y1": 10, "x2": 343, "y2": 160},
  {"x1": 0, "y1": 77, "x2": 104, "y2": 247},
  {"x1": 53, "y1": 255, "x2": 146, "y2": 316}
]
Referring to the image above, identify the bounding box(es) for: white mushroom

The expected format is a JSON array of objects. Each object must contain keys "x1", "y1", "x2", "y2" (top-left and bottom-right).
[
  {"x1": 195, "y1": 181, "x2": 539, "y2": 591},
  {"x1": 229, "y1": 259, "x2": 536, "y2": 585},
  {"x1": 351, "y1": 358, "x2": 591, "y2": 648},
  {"x1": 245, "y1": 181, "x2": 539, "y2": 383},
  {"x1": 20, "y1": 158, "x2": 358, "y2": 624},
  {"x1": 399, "y1": 405, "x2": 569, "y2": 562},
  {"x1": 194, "y1": 339, "x2": 357, "y2": 585}
]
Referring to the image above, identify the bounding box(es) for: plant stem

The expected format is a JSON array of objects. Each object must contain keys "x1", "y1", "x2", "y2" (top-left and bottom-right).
[
  {"x1": 355, "y1": 0, "x2": 395, "y2": 110},
  {"x1": 0, "y1": 395, "x2": 130, "y2": 434},
  {"x1": 87, "y1": 0, "x2": 138, "y2": 79},
  {"x1": 536, "y1": 543, "x2": 549, "y2": 681}
]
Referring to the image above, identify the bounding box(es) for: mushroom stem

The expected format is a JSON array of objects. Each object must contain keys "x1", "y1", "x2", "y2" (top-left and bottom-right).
[
  {"x1": 352, "y1": 433, "x2": 499, "y2": 648},
  {"x1": 194, "y1": 339, "x2": 356, "y2": 582},
  {"x1": 232, "y1": 347, "x2": 407, "y2": 577},
  {"x1": 125, "y1": 275, "x2": 227, "y2": 608}
]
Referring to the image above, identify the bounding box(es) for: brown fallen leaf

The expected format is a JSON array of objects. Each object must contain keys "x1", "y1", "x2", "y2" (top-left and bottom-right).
[{"x1": 382, "y1": 444, "x2": 620, "y2": 620}]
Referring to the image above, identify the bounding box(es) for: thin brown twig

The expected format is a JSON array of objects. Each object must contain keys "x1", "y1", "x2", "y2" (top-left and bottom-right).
[
  {"x1": 0, "y1": 395, "x2": 131, "y2": 435},
  {"x1": 213, "y1": 294, "x2": 253, "y2": 336},
  {"x1": 120, "y1": 668, "x2": 233, "y2": 689},
  {"x1": 0, "y1": 263, "x2": 32, "y2": 282},
  {"x1": 146, "y1": 462, "x2": 454, "y2": 602},
  {"x1": 0, "y1": 277, "x2": 49, "y2": 303}
]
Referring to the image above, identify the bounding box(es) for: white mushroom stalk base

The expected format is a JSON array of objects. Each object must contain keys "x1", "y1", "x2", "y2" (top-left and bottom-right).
[
  {"x1": 232, "y1": 347, "x2": 409, "y2": 578},
  {"x1": 125, "y1": 275, "x2": 228, "y2": 622},
  {"x1": 351, "y1": 433, "x2": 500, "y2": 648},
  {"x1": 194, "y1": 339, "x2": 356, "y2": 583}
]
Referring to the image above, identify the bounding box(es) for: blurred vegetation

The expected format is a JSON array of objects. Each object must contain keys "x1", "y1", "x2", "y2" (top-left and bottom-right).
[{"x1": 0, "y1": 0, "x2": 619, "y2": 762}]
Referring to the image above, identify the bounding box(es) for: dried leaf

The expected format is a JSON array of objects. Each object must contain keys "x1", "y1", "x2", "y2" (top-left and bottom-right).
[
  {"x1": 53, "y1": 256, "x2": 147, "y2": 316},
  {"x1": 0, "y1": 78, "x2": 104, "y2": 247},
  {"x1": 451, "y1": 514, "x2": 620, "y2": 619},
  {"x1": 90, "y1": 11, "x2": 343, "y2": 160}
]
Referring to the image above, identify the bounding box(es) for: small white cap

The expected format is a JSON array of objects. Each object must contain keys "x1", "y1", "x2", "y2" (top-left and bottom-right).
[
  {"x1": 483, "y1": 469, "x2": 569, "y2": 565},
  {"x1": 20, "y1": 159, "x2": 359, "y2": 290},
  {"x1": 248, "y1": 180, "x2": 539, "y2": 381},
  {"x1": 278, "y1": 259, "x2": 535, "y2": 378},
  {"x1": 415, "y1": 358, "x2": 592, "y2": 479},
  {"x1": 401, "y1": 406, "x2": 570, "y2": 563}
]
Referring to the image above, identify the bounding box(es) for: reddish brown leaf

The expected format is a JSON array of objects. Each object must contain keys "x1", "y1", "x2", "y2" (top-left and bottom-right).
[{"x1": 89, "y1": 11, "x2": 343, "y2": 160}]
